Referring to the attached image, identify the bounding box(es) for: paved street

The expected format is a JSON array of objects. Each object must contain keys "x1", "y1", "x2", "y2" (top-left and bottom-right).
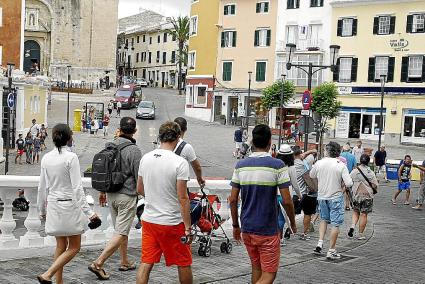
[{"x1": 0, "y1": 88, "x2": 424, "y2": 283}]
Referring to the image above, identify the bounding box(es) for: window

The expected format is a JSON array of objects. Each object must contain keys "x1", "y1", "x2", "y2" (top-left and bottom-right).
[
  {"x1": 195, "y1": 86, "x2": 207, "y2": 106},
  {"x1": 224, "y1": 4, "x2": 236, "y2": 15},
  {"x1": 287, "y1": 0, "x2": 299, "y2": 9},
  {"x1": 222, "y1": 62, "x2": 233, "y2": 81},
  {"x1": 404, "y1": 116, "x2": 413, "y2": 136},
  {"x1": 143, "y1": 35, "x2": 146, "y2": 42},
  {"x1": 136, "y1": 53, "x2": 139, "y2": 63},
  {"x1": 149, "y1": 37, "x2": 152, "y2": 44},
  {"x1": 137, "y1": 36, "x2": 140, "y2": 43},
  {"x1": 256, "y1": 2, "x2": 269, "y2": 13},
  {"x1": 337, "y1": 18, "x2": 357, "y2": 37},
  {"x1": 171, "y1": 51, "x2": 176, "y2": 63},
  {"x1": 162, "y1": 52, "x2": 167, "y2": 64},
  {"x1": 25, "y1": 9, "x2": 39, "y2": 30},
  {"x1": 373, "y1": 15, "x2": 395, "y2": 35},
  {"x1": 286, "y1": 54, "x2": 323, "y2": 87},
  {"x1": 254, "y1": 29, "x2": 271, "y2": 47},
  {"x1": 401, "y1": 56, "x2": 424, "y2": 82},
  {"x1": 339, "y1": 58, "x2": 352, "y2": 83},
  {"x1": 157, "y1": 35, "x2": 161, "y2": 43},
  {"x1": 256, "y1": 62, "x2": 267, "y2": 82},
  {"x1": 131, "y1": 38, "x2": 134, "y2": 45},
  {"x1": 156, "y1": 51, "x2": 160, "y2": 63},
  {"x1": 221, "y1": 31, "x2": 237, "y2": 48},
  {"x1": 148, "y1": 52, "x2": 152, "y2": 64},
  {"x1": 408, "y1": 56, "x2": 423, "y2": 78},
  {"x1": 374, "y1": 57, "x2": 388, "y2": 80},
  {"x1": 163, "y1": 33, "x2": 167, "y2": 42},
  {"x1": 172, "y1": 34, "x2": 176, "y2": 41},
  {"x1": 414, "y1": 117, "x2": 425, "y2": 137},
  {"x1": 368, "y1": 56, "x2": 395, "y2": 82},
  {"x1": 190, "y1": 16, "x2": 198, "y2": 36},
  {"x1": 310, "y1": 0, "x2": 323, "y2": 8},
  {"x1": 407, "y1": 14, "x2": 425, "y2": 33},
  {"x1": 188, "y1": 51, "x2": 196, "y2": 70},
  {"x1": 0, "y1": 7, "x2": 3, "y2": 27},
  {"x1": 286, "y1": 25, "x2": 298, "y2": 44}
]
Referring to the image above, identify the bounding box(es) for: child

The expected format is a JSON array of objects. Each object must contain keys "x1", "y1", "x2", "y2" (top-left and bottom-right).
[
  {"x1": 33, "y1": 133, "x2": 42, "y2": 164},
  {"x1": 15, "y1": 134, "x2": 25, "y2": 164},
  {"x1": 393, "y1": 155, "x2": 412, "y2": 205}
]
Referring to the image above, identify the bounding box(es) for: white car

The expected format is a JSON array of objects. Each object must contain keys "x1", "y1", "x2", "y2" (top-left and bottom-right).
[{"x1": 136, "y1": 78, "x2": 148, "y2": 87}]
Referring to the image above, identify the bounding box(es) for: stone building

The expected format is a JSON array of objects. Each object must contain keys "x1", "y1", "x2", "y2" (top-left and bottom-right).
[
  {"x1": 24, "y1": 0, "x2": 119, "y2": 84},
  {"x1": 0, "y1": 0, "x2": 24, "y2": 69}
]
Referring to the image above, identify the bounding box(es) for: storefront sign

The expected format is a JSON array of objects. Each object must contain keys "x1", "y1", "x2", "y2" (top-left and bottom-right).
[
  {"x1": 389, "y1": 38, "x2": 409, "y2": 52},
  {"x1": 302, "y1": 90, "x2": 312, "y2": 110},
  {"x1": 336, "y1": 112, "x2": 349, "y2": 138},
  {"x1": 338, "y1": 86, "x2": 352, "y2": 95}
]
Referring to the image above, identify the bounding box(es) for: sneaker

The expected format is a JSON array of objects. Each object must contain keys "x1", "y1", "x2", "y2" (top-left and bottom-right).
[
  {"x1": 348, "y1": 228, "x2": 354, "y2": 238},
  {"x1": 391, "y1": 199, "x2": 396, "y2": 205},
  {"x1": 313, "y1": 245, "x2": 323, "y2": 255},
  {"x1": 412, "y1": 205, "x2": 423, "y2": 210},
  {"x1": 326, "y1": 250, "x2": 341, "y2": 260},
  {"x1": 309, "y1": 222, "x2": 315, "y2": 233},
  {"x1": 280, "y1": 239, "x2": 286, "y2": 247},
  {"x1": 404, "y1": 201, "x2": 410, "y2": 205},
  {"x1": 299, "y1": 234, "x2": 311, "y2": 240},
  {"x1": 357, "y1": 234, "x2": 366, "y2": 240}
]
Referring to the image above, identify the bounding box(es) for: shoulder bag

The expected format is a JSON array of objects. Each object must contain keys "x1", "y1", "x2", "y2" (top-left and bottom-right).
[{"x1": 357, "y1": 167, "x2": 378, "y2": 195}]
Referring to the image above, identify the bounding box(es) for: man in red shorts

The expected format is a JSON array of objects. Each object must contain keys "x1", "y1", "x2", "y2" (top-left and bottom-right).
[
  {"x1": 230, "y1": 125, "x2": 296, "y2": 284},
  {"x1": 136, "y1": 121, "x2": 192, "y2": 284}
]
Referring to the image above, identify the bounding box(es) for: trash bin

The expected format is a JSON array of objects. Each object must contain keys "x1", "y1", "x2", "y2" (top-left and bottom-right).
[{"x1": 386, "y1": 160, "x2": 400, "y2": 180}]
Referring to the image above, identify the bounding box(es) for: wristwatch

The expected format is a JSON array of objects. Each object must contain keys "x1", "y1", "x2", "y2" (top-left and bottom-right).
[{"x1": 232, "y1": 224, "x2": 240, "y2": 228}]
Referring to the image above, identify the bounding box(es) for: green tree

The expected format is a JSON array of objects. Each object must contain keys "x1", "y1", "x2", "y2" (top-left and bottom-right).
[
  {"x1": 311, "y1": 82, "x2": 341, "y2": 157},
  {"x1": 166, "y1": 16, "x2": 190, "y2": 95},
  {"x1": 261, "y1": 80, "x2": 296, "y2": 110}
]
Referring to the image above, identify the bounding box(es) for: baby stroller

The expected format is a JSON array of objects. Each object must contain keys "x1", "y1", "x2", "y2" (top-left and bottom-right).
[
  {"x1": 240, "y1": 142, "x2": 251, "y2": 159},
  {"x1": 189, "y1": 187, "x2": 232, "y2": 257}
]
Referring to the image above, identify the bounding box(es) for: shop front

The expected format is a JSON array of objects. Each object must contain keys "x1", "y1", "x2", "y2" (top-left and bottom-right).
[
  {"x1": 402, "y1": 109, "x2": 425, "y2": 144},
  {"x1": 336, "y1": 107, "x2": 386, "y2": 141}
]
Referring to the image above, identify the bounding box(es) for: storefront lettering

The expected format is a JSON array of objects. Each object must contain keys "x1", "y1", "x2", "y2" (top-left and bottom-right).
[
  {"x1": 389, "y1": 39, "x2": 409, "y2": 52},
  {"x1": 338, "y1": 86, "x2": 352, "y2": 95}
]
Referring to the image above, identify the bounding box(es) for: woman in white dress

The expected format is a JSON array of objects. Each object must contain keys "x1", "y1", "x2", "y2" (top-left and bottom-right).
[{"x1": 37, "y1": 124, "x2": 98, "y2": 284}]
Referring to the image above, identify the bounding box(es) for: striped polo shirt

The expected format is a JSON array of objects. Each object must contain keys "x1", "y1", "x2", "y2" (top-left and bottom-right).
[{"x1": 230, "y1": 152, "x2": 290, "y2": 236}]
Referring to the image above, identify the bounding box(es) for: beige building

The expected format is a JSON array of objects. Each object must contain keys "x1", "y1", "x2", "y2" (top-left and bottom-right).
[{"x1": 23, "y1": 0, "x2": 119, "y2": 84}]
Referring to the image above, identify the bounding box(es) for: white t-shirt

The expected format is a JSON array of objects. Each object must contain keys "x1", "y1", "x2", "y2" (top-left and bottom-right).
[
  {"x1": 174, "y1": 138, "x2": 197, "y2": 163},
  {"x1": 30, "y1": 123, "x2": 40, "y2": 137},
  {"x1": 117, "y1": 101, "x2": 122, "y2": 108},
  {"x1": 310, "y1": 157, "x2": 353, "y2": 200},
  {"x1": 138, "y1": 148, "x2": 190, "y2": 225}
]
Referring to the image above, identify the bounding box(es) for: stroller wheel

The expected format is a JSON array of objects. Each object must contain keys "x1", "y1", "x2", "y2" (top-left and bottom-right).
[
  {"x1": 225, "y1": 242, "x2": 232, "y2": 254},
  {"x1": 220, "y1": 242, "x2": 227, "y2": 253},
  {"x1": 198, "y1": 245, "x2": 205, "y2": 257},
  {"x1": 204, "y1": 246, "x2": 211, "y2": 257}
]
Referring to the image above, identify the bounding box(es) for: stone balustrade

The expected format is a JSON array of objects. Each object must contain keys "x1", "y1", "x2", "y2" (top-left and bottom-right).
[{"x1": 0, "y1": 176, "x2": 232, "y2": 250}]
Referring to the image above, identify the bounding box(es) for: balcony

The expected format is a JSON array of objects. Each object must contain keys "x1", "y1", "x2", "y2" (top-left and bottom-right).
[
  {"x1": 277, "y1": 39, "x2": 324, "y2": 52},
  {"x1": 0, "y1": 176, "x2": 232, "y2": 256}
]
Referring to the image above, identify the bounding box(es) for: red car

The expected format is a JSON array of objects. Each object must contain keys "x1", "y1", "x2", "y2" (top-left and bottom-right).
[{"x1": 113, "y1": 84, "x2": 142, "y2": 109}]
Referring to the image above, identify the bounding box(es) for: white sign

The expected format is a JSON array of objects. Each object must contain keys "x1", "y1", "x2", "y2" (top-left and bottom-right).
[
  {"x1": 336, "y1": 112, "x2": 349, "y2": 138},
  {"x1": 301, "y1": 110, "x2": 310, "y2": 116},
  {"x1": 338, "y1": 86, "x2": 352, "y2": 95}
]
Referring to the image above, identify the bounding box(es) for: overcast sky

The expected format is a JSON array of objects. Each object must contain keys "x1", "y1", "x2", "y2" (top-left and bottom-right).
[{"x1": 118, "y1": 0, "x2": 191, "y2": 18}]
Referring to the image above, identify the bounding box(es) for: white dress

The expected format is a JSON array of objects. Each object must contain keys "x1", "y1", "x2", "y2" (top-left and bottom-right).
[{"x1": 37, "y1": 147, "x2": 94, "y2": 236}]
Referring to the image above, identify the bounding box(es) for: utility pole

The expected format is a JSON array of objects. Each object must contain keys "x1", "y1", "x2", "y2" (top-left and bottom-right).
[
  {"x1": 246, "y1": 72, "x2": 252, "y2": 134},
  {"x1": 5, "y1": 63, "x2": 15, "y2": 175},
  {"x1": 278, "y1": 74, "x2": 286, "y2": 149},
  {"x1": 67, "y1": 65, "x2": 71, "y2": 126}
]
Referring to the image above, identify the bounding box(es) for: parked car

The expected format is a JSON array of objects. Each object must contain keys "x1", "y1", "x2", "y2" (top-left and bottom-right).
[
  {"x1": 136, "y1": 101, "x2": 156, "y2": 119},
  {"x1": 113, "y1": 84, "x2": 142, "y2": 109},
  {"x1": 136, "y1": 78, "x2": 148, "y2": 87}
]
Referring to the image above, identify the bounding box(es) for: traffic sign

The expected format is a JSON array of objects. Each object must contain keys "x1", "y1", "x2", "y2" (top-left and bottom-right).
[
  {"x1": 7, "y1": 93, "x2": 15, "y2": 108},
  {"x1": 302, "y1": 90, "x2": 312, "y2": 110},
  {"x1": 301, "y1": 109, "x2": 310, "y2": 116}
]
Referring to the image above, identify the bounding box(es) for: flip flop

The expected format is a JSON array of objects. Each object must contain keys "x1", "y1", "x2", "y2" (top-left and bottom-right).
[
  {"x1": 37, "y1": 275, "x2": 52, "y2": 284},
  {"x1": 88, "y1": 262, "x2": 110, "y2": 280},
  {"x1": 119, "y1": 262, "x2": 137, "y2": 271}
]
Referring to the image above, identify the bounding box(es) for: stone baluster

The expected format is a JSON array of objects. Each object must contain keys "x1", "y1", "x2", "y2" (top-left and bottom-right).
[
  {"x1": 84, "y1": 189, "x2": 106, "y2": 244},
  {"x1": 0, "y1": 189, "x2": 19, "y2": 249},
  {"x1": 19, "y1": 187, "x2": 44, "y2": 247}
]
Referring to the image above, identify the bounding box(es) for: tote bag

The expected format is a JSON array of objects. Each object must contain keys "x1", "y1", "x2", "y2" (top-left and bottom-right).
[{"x1": 45, "y1": 200, "x2": 87, "y2": 236}]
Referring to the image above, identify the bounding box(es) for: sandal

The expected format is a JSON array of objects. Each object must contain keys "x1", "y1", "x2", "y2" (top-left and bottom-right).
[
  {"x1": 118, "y1": 262, "x2": 137, "y2": 271},
  {"x1": 404, "y1": 201, "x2": 410, "y2": 205},
  {"x1": 37, "y1": 275, "x2": 52, "y2": 284},
  {"x1": 88, "y1": 262, "x2": 110, "y2": 280},
  {"x1": 391, "y1": 199, "x2": 396, "y2": 205}
]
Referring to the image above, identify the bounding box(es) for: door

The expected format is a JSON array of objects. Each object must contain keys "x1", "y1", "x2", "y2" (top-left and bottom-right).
[
  {"x1": 348, "y1": 113, "x2": 361, "y2": 138},
  {"x1": 24, "y1": 40, "x2": 41, "y2": 74},
  {"x1": 161, "y1": 72, "x2": 165, "y2": 88},
  {"x1": 214, "y1": 96, "x2": 222, "y2": 122}
]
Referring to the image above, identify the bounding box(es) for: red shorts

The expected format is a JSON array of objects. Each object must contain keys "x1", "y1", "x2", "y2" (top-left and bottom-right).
[
  {"x1": 141, "y1": 221, "x2": 192, "y2": 267},
  {"x1": 17, "y1": 150, "x2": 24, "y2": 156},
  {"x1": 242, "y1": 233, "x2": 280, "y2": 273}
]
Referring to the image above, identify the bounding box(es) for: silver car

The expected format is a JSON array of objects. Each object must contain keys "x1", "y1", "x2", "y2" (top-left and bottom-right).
[{"x1": 136, "y1": 101, "x2": 155, "y2": 119}]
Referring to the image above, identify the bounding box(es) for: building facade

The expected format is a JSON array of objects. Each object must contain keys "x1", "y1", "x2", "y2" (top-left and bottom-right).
[
  {"x1": 330, "y1": 0, "x2": 425, "y2": 145},
  {"x1": 0, "y1": 0, "x2": 24, "y2": 70},
  {"x1": 185, "y1": 0, "x2": 220, "y2": 122},
  {"x1": 23, "y1": 0, "x2": 118, "y2": 84}
]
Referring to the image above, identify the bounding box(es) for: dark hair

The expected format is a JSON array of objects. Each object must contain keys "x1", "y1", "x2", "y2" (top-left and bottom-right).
[
  {"x1": 119, "y1": 117, "x2": 137, "y2": 135},
  {"x1": 360, "y1": 154, "x2": 370, "y2": 165},
  {"x1": 252, "y1": 124, "x2": 271, "y2": 149},
  {"x1": 52, "y1": 124, "x2": 72, "y2": 153},
  {"x1": 276, "y1": 153, "x2": 294, "y2": 167},
  {"x1": 326, "y1": 141, "x2": 341, "y2": 158},
  {"x1": 159, "y1": 122, "x2": 181, "y2": 143},
  {"x1": 292, "y1": 145, "x2": 303, "y2": 156},
  {"x1": 405, "y1": 155, "x2": 411, "y2": 159},
  {"x1": 174, "y1": 117, "x2": 187, "y2": 133}
]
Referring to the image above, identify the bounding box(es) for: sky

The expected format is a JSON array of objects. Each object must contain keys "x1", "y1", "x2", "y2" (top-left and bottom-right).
[{"x1": 118, "y1": 0, "x2": 191, "y2": 19}]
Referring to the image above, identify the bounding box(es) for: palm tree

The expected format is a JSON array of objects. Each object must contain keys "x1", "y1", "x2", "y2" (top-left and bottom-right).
[{"x1": 166, "y1": 16, "x2": 190, "y2": 95}]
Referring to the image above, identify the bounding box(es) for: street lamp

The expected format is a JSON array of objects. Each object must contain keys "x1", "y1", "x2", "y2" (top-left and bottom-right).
[
  {"x1": 278, "y1": 74, "x2": 287, "y2": 149},
  {"x1": 67, "y1": 65, "x2": 71, "y2": 126},
  {"x1": 5, "y1": 63, "x2": 15, "y2": 175},
  {"x1": 245, "y1": 71, "x2": 253, "y2": 135},
  {"x1": 378, "y1": 74, "x2": 387, "y2": 151},
  {"x1": 286, "y1": 44, "x2": 341, "y2": 151}
]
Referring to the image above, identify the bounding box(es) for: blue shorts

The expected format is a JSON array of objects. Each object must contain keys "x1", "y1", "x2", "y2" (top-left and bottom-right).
[
  {"x1": 398, "y1": 181, "x2": 411, "y2": 190},
  {"x1": 318, "y1": 195, "x2": 344, "y2": 227}
]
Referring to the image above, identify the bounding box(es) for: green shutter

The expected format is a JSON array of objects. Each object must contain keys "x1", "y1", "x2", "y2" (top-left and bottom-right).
[
  {"x1": 231, "y1": 5, "x2": 236, "y2": 14},
  {"x1": 223, "y1": 62, "x2": 232, "y2": 81},
  {"x1": 232, "y1": 31, "x2": 237, "y2": 47},
  {"x1": 256, "y1": 62, "x2": 266, "y2": 82},
  {"x1": 266, "y1": 29, "x2": 271, "y2": 46},
  {"x1": 254, "y1": 30, "x2": 259, "y2": 46},
  {"x1": 224, "y1": 5, "x2": 228, "y2": 15},
  {"x1": 256, "y1": 3, "x2": 261, "y2": 13},
  {"x1": 221, "y1": 32, "x2": 225, "y2": 47},
  {"x1": 264, "y1": 2, "x2": 269, "y2": 12}
]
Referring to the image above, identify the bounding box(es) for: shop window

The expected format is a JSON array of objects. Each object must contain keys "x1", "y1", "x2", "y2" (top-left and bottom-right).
[
  {"x1": 361, "y1": 115, "x2": 373, "y2": 134},
  {"x1": 414, "y1": 117, "x2": 425, "y2": 137},
  {"x1": 195, "y1": 86, "x2": 207, "y2": 106},
  {"x1": 404, "y1": 116, "x2": 413, "y2": 136},
  {"x1": 375, "y1": 115, "x2": 386, "y2": 135}
]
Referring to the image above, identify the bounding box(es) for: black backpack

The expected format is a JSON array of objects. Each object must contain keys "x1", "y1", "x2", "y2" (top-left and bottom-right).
[{"x1": 91, "y1": 141, "x2": 134, "y2": 192}]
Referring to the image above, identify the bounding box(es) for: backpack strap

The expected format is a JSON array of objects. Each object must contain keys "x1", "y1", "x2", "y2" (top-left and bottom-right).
[
  {"x1": 116, "y1": 141, "x2": 135, "y2": 173},
  {"x1": 174, "y1": 141, "x2": 187, "y2": 156}
]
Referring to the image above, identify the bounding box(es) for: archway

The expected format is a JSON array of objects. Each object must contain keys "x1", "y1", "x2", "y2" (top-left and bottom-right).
[{"x1": 23, "y1": 40, "x2": 41, "y2": 74}]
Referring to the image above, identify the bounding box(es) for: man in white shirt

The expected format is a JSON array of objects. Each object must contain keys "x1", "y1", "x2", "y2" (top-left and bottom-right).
[
  {"x1": 310, "y1": 142, "x2": 353, "y2": 260},
  {"x1": 351, "y1": 140, "x2": 364, "y2": 164},
  {"x1": 136, "y1": 121, "x2": 192, "y2": 284},
  {"x1": 174, "y1": 117, "x2": 205, "y2": 187},
  {"x1": 30, "y1": 119, "x2": 40, "y2": 138}
]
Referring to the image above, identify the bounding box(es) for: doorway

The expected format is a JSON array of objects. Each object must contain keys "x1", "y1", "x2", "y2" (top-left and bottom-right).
[
  {"x1": 161, "y1": 72, "x2": 166, "y2": 88},
  {"x1": 24, "y1": 40, "x2": 41, "y2": 74},
  {"x1": 348, "y1": 113, "x2": 361, "y2": 138},
  {"x1": 214, "y1": 96, "x2": 222, "y2": 121}
]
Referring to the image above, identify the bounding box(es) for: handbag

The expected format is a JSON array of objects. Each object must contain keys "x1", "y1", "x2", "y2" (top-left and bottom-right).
[
  {"x1": 357, "y1": 167, "x2": 378, "y2": 195},
  {"x1": 45, "y1": 200, "x2": 87, "y2": 236},
  {"x1": 302, "y1": 170, "x2": 318, "y2": 194}
]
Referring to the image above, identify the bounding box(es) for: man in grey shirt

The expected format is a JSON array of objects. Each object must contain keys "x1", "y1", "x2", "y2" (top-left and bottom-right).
[{"x1": 89, "y1": 117, "x2": 142, "y2": 280}]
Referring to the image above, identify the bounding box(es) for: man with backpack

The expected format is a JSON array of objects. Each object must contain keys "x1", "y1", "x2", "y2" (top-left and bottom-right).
[
  {"x1": 89, "y1": 117, "x2": 142, "y2": 280},
  {"x1": 173, "y1": 117, "x2": 205, "y2": 187}
]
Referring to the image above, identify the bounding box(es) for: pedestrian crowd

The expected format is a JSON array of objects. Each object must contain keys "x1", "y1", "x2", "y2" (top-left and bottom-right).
[{"x1": 15, "y1": 119, "x2": 48, "y2": 165}]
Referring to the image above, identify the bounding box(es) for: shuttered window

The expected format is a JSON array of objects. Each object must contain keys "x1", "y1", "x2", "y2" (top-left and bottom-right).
[
  {"x1": 256, "y1": 62, "x2": 267, "y2": 82},
  {"x1": 222, "y1": 62, "x2": 233, "y2": 81}
]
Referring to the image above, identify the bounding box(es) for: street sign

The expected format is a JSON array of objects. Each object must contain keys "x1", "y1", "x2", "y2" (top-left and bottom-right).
[
  {"x1": 298, "y1": 116, "x2": 315, "y2": 133},
  {"x1": 7, "y1": 93, "x2": 15, "y2": 108},
  {"x1": 302, "y1": 90, "x2": 312, "y2": 110},
  {"x1": 301, "y1": 109, "x2": 310, "y2": 116}
]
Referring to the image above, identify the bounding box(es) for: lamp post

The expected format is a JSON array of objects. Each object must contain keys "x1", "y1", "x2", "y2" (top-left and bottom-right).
[
  {"x1": 278, "y1": 74, "x2": 287, "y2": 149},
  {"x1": 66, "y1": 65, "x2": 71, "y2": 126},
  {"x1": 378, "y1": 74, "x2": 387, "y2": 151},
  {"x1": 245, "y1": 71, "x2": 253, "y2": 134},
  {"x1": 5, "y1": 63, "x2": 15, "y2": 175},
  {"x1": 286, "y1": 44, "x2": 340, "y2": 152}
]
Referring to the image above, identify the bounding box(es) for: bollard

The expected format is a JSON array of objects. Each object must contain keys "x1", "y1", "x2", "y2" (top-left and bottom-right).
[{"x1": 73, "y1": 109, "x2": 82, "y2": 132}]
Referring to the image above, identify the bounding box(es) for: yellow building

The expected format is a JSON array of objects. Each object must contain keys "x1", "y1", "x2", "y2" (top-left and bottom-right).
[
  {"x1": 185, "y1": 0, "x2": 220, "y2": 121},
  {"x1": 330, "y1": 0, "x2": 425, "y2": 145}
]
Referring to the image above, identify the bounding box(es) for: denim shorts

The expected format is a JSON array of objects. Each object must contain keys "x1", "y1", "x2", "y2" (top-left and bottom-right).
[{"x1": 318, "y1": 195, "x2": 344, "y2": 227}]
